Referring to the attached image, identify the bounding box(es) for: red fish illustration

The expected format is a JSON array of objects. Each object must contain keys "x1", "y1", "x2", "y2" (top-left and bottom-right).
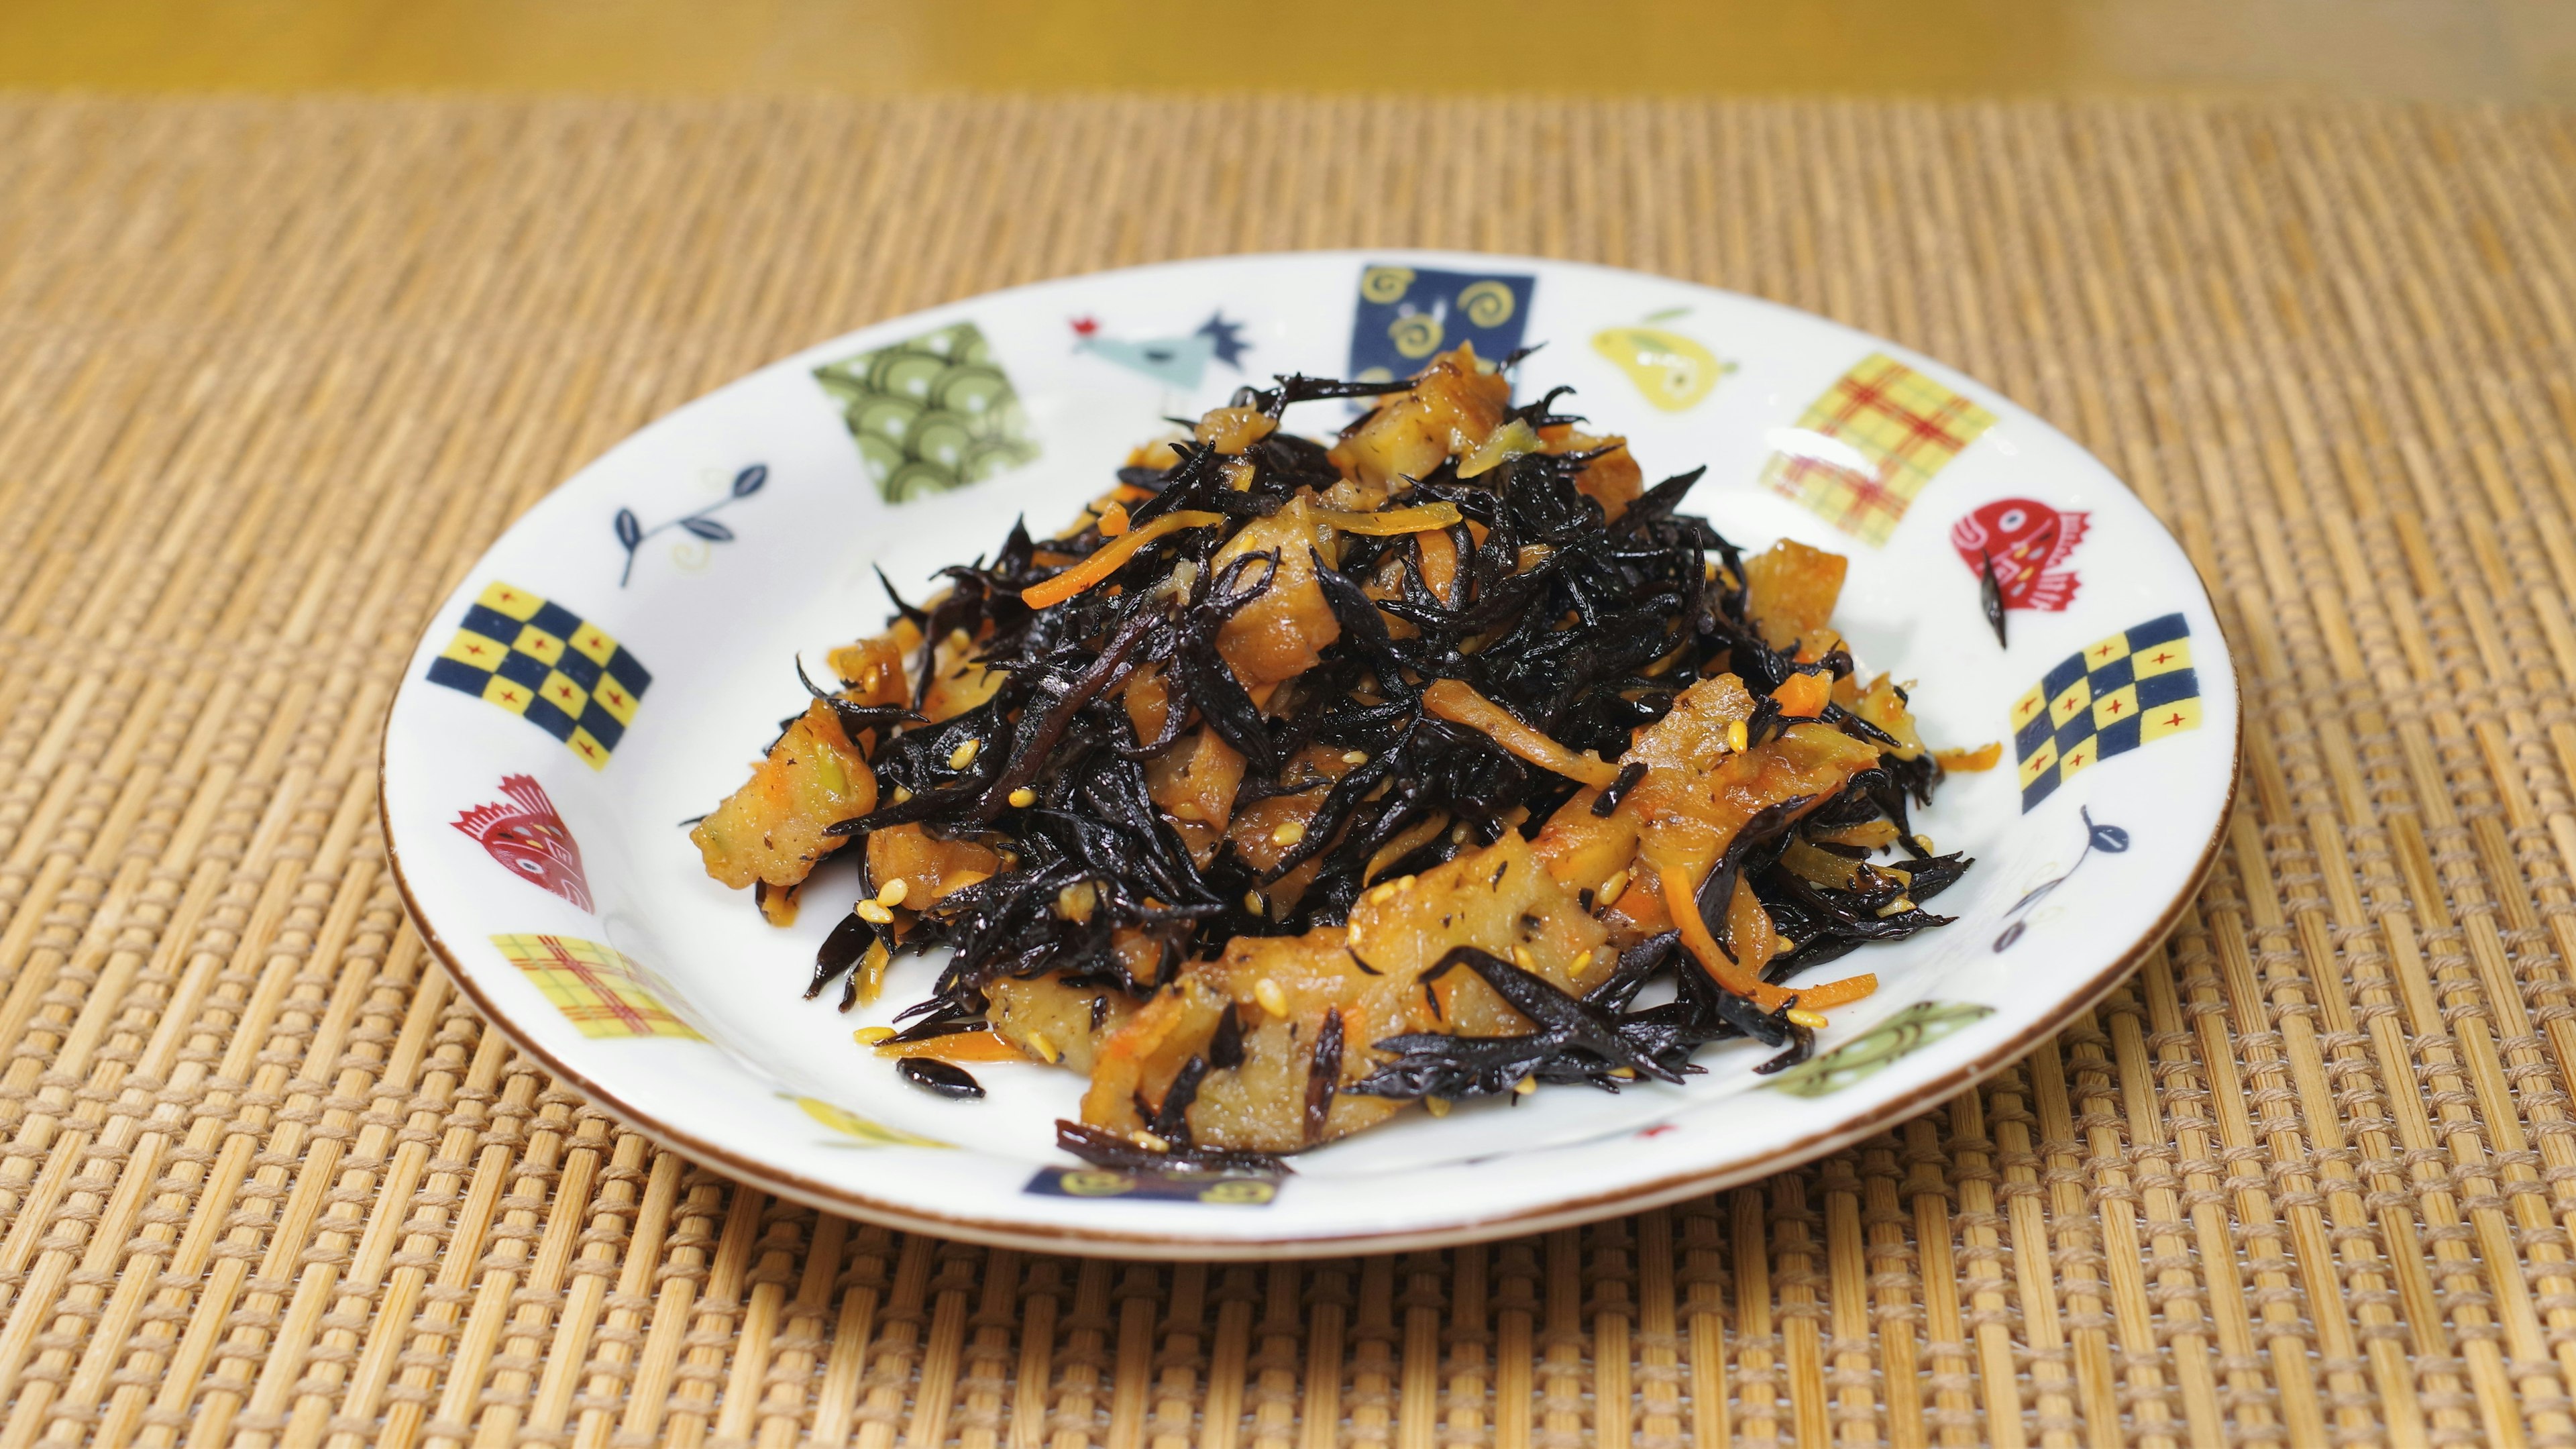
[
  {"x1": 453, "y1": 774, "x2": 592, "y2": 910},
  {"x1": 1951, "y1": 498, "x2": 2088, "y2": 612}
]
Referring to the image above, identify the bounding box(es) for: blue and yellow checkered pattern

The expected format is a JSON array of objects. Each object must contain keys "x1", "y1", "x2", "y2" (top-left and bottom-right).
[
  {"x1": 425, "y1": 582, "x2": 650, "y2": 770},
  {"x1": 2010, "y1": 612, "x2": 2202, "y2": 812}
]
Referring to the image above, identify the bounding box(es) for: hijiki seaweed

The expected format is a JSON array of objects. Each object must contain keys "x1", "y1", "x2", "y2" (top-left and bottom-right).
[{"x1": 690, "y1": 343, "x2": 1981, "y2": 1175}]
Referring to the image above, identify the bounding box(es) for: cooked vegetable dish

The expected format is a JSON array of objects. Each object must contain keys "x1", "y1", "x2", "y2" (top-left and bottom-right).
[{"x1": 693, "y1": 344, "x2": 1975, "y2": 1173}]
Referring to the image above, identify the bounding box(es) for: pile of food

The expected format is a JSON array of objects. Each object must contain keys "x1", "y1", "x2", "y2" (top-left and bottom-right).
[{"x1": 691, "y1": 343, "x2": 1984, "y2": 1172}]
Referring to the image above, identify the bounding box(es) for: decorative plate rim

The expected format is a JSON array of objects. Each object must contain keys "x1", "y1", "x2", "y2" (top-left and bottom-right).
[
  {"x1": 382, "y1": 765, "x2": 2233, "y2": 1256},
  {"x1": 378, "y1": 248, "x2": 2245, "y2": 1258}
]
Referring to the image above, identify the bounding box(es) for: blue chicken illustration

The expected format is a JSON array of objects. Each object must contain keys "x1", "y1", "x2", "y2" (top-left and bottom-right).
[{"x1": 1071, "y1": 312, "x2": 1250, "y2": 390}]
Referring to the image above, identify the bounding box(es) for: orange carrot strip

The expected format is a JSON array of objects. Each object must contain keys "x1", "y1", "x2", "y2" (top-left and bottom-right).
[
  {"x1": 1651, "y1": 841, "x2": 1874, "y2": 1013},
  {"x1": 876, "y1": 1030, "x2": 1028, "y2": 1065},
  {"x1": 1772, "y1": 671, "x2": 1831, "y2": 718},
  {"x1": 1783, "y1": 973, "x2": 1878, "y2": 1010},
  {"x1": 1423, "y1": 679, "x2": 1622, "y2": 789},
  {"x1": 1022, "y1": 510, "x2": 1226, "y2": 609},
  {"x1": 1933, "y1": 742, "x2": 2002, "y2": 771},
  {"x1": 1309, "y1": 501, "x2": 1464, "y2": 536},
  {"x1": 1657, "y1": 859, "x2": 1773, "y2": 1004}
]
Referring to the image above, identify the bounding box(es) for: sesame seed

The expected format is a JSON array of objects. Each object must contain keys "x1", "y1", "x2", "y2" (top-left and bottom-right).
[
  {"x1": 856, "y1": 900, "x2": 894, "y2": 924},
  {"x1": 1271, "y1": 820, "x2": 1307, "y2": 847},
  {"x1": 1874, "y1": 897, "x2": 1916, "y2": 918},
  {"x1": 1133, "y1": 1130, "x2": 1171, "y2": 1152},
  {"x1": 854, "y1": 1026, "x2": 895, "y2": 1045},
  {"x1": 1008, "y1": 786, "x2": 1036, "y2": 808},
  {"x1": 1513, "y1": 1076, "x2": 1537, "y2": 1096},
  {"x1": 875, "y1": 877, "x2": 909, "y2": 908},
  {"x1": 1027, "y1": 1031, "x2": 1060, "y2": 1063},
  {"x1": 1342, "y1": 750, "x2": 1368, "y2": 765},
  {"x1": 1726, "y1": 719, "x2": 1749, "y2": 753},
  {"x1": 1511, "y1": 945, "x2": 1537, "y2": 970},
  {"x1": 1596, "y1": 869, "x2": 1631, "y2": 908},
  {"x1": 1244, "y1": 889, "x2": 1267, "y2": 918},
  {"x1": 947, "y1": 739, "x2": 980, "y2": 769},
  {"x1": 1254, "y1": 978, "x2": 1289, "y2": 1016},
  {"x1": 1785, "y1": 1008, "x2": 1830, "y2": 1030},
  {"x1": 891, "y1": 785, "x2": 912, "y2": 804},
  {"x1": 1424, "y1": 1096, "x2": 1452, "y2": 1117}
]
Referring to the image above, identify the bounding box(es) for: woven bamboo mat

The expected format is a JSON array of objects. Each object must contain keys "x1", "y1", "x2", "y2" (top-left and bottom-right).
[{"x1": 4, "y1": 91, "x2": 2576, "y2": 1449}]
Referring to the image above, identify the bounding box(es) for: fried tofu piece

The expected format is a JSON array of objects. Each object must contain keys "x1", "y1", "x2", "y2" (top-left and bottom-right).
[
  {"x1": 1328, "y1": 344, "x2": 1512, "y2": 491},
  {"x1": 1142, "y1": 728, "x2": 1247, "y2": 869},
  {"x1": 1541, "y1": 424, "x2": 1646, "y2": 522},
  {"x1": 690, "y1": 702, "x2": 877, "y2": 892},
  {"x1": 1741, "y1": 539, "x2": 1849, "y2": 651},
  {"x1": 865, "y1": 822, "x2": 1004, "y2": 904},
  {"x1": 1079, "y1": 830, "x2": 1611, "y2": 1152},
  {"x1": 1212, "y1": 493, "x2": 1343, "y2": 691},
  {"x1": 988, "y1": 972, "x2": 1139, "y2": 1075}
]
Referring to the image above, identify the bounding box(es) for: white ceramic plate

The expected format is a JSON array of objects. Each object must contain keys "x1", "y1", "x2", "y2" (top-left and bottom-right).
[{"x1": 381, "y1": 251, "x2": 2238, "y2": 1257}]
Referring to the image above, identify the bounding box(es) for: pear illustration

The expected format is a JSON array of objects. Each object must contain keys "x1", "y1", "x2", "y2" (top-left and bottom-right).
[{"x1": 1591, "y1": 315, "x2": 1731, "y2": 412}]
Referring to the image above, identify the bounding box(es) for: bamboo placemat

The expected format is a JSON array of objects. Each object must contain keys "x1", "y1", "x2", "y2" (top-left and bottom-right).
[{"x1": 3, "y1": 92, "x2": 2575, "y2": 1449}]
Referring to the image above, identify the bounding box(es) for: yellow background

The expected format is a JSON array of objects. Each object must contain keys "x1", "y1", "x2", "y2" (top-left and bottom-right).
[{"x1": 6, "y1": 0, "x2": 2574, "y2": 98}]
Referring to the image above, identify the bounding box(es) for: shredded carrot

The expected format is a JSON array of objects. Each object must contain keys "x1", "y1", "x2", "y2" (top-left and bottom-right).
[
  {"x1": 1097, "y1": 500, "x2": 1130, "y2": 537},
  {"x1": 1022, "y1": 510, "x2": 1226, "y2": 609},
  {"x1": 1650, "y1": 836, "x2": 1875, "y2": 1013},
  {"x1": 1656, "y1": 854, "x2": 1769, "y2": 1002},
  {"x1": 1933, "y1": 742, "x2": 2002, "y2": 772},
  {"x1": 1422, "y1": 679, "x2": 1622, "y2": 788},
  {"x1": 1785, "y1": 973, "x2": 1877, "y2": 1010},
  {"x1": 1772, "y1": 671, "x2": 1831, "y2": 718},
  {"x1": 1310, "y1": 501, "x2": 1464, "y2": 536},
  {"x1": 875, "y1": 1030, "x2": 1028, "y2": 1065}
]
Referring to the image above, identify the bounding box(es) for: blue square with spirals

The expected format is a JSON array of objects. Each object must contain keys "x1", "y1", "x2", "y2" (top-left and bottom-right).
[{"x1": 1347, "y1": 264, "x2": 1535, "y2": 389}]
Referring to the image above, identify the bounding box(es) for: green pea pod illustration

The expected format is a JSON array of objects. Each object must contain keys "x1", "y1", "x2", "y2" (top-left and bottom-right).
[{"x1": 1763, "y1": 1001, "x2": 1994, "y2": 1099}]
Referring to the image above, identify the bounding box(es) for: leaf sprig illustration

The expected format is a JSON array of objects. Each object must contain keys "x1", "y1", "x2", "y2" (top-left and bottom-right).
[
  {"x1": 1993, "y1": 806, "x2": 2129, "y2": 951},
  {"x1": 616, "y1": 464, "x2": 767, "y2": 586}
]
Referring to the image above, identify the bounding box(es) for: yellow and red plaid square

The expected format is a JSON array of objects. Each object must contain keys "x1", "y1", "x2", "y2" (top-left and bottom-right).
[
  {"x1": 489, "y1": 933, "x2": 704, "y2": 1040},
  {"x1": 1759, "y1": 354, "x2": 1997, "y2": 546}
]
